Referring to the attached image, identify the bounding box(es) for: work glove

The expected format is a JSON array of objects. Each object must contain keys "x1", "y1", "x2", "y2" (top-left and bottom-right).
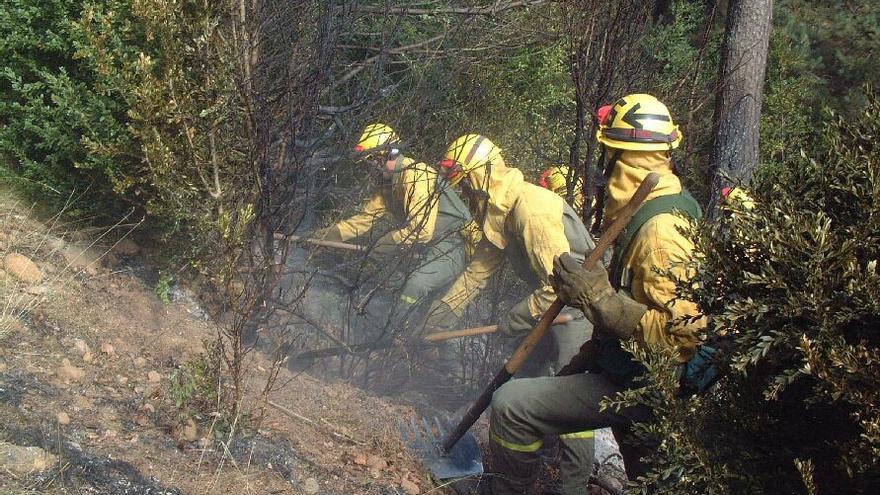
[
  {"x1": 550, "y1": 252, "x2": 647, "y2": 340},
  {"x1": 313, "y1": 225, "x2": 344, "y2": 243},
  {"x1": 498, "y1": 298, "x2": 538, "y2": 337}
]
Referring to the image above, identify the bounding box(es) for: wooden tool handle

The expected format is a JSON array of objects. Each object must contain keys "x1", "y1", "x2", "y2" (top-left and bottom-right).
[
  {"x1": 422, "y1": 313, "x2": 575, "y2": 342},
  {"x1": 441, "y1": 172, "x2": 660, "y2": 454},
  {"x1": 504, "y1": 172, "x2": 659, "y2": 375},
  {"x1": 274, "y1": 233, "x2": 365, "y2": 252}
]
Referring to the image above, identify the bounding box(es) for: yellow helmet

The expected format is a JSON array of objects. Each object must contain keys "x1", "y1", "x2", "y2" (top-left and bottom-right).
[
  {"x1": 354, "y1": 123, "x2": 398, "y2": 154},
  {"x1": 539, "y1": 165, "x2": 582, "y2": 194},
  {"x1": 721, "y1": 187, "x2": 755, "y2": 210},
  {"x1": 597, "y1": 94, "x2": 681, "y2": 151},
  {"x1": 439, "y1": 134, "x2": 504, "y2": 185}
]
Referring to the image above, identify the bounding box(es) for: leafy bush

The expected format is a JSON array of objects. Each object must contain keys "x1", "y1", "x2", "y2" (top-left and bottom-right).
[
  {"x1": 168, "y1": 339, "x2": 227, "y2": 427},
  {"x1": 616, "y1": 90, "x2": 880, "y2": 494},
  {"x1": 0, "y1": 0, "x2": 135, "y2": 213}
]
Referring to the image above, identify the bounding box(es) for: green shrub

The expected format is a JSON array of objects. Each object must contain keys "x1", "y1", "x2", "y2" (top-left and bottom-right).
[
  {"x1": 0, "y1": 0, "x2": 135, "y2": 213},
  {"x1": 168, "y1": 339, "x2": 226, "y2": 426},
  {"x1": 617, "y1": 90, "x2": 880, "y2": 494}
]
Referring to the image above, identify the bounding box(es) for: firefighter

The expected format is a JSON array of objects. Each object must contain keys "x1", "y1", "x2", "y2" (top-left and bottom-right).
[
  {"x1": 477, "y1": 94, "x2": 708, "y2": 494},
  {"x1": 316, "y1": 123, "x2": 479, "y2": 312},
  {"x1": 425, "y1": 134, "x2": 597, "y2": 491},
  {"x1": 539, "y1": 165, "x2": 586, "y2": 212}
]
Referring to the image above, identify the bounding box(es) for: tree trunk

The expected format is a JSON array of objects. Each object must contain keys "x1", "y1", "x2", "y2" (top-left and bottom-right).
[{"x1": 709, "y1": 0, "x2": 773, "y2": 206}]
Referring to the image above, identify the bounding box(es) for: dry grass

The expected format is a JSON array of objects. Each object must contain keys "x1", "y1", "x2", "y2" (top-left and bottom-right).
[{"x1": 0, "y1": 188, "x2": 141, "y2": 342}]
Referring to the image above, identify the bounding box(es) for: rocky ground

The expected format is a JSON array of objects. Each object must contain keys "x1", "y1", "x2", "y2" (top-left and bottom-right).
[{"x1": 0, "y1": 192, "x2": 431, "y2": 494}]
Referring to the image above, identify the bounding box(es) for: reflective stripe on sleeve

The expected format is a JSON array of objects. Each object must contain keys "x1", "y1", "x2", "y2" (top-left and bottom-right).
[{"x1": 400, "y1": 294, "x2": 419, "y2": 305}]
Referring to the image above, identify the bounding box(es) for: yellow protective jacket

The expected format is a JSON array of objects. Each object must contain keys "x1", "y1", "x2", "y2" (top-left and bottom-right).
[
  {"x1": 605, "y1": 151, "x2": 706, "y2": 362},
  {"x1": 440, "y1": 160, "x2": 592, "y2": 319},
  {"x1": 334, "y1": 156, "x2": 477, "y2": 247}
]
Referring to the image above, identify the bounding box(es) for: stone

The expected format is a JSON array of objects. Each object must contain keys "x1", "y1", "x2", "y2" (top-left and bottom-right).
[
  {"x1": 100, "y1": 342, "x2": 115, "y2": 356},
  {"x1": 82, "y1": 351, "x2": 94, "y2": 363},
  {"x1": 366, "y1": 454, "x2": 388, "y2": 470},
  {"x1": 400, "y1": 478, "x2": 420, "y2": 494},
  {"x1": 147, "y1": 370, "x2": 161, "y2": 383},
  {"x1": 181, "y1": 419, "x2": 199, "y2": 442},
  {"x1": 303, "y1": 477, "x2": 320, "y2": 494},
  {"x1": 113, "y1": 238, "x2": 140, "y2": 256},
  {"x1": 61, "y1": 245, "x2": 100, "y2": 276},
  {"x1": 3, "y1": 253, "x2": 43, "y2": 284},
  {"x1": 134, "y1": 357, "x2": 147, "y2": 368},
  {"x1": 24, "y1": 285, "x2": 47, "y2": 296},
  {"x1": 103, "y1": 253, "x2": 120, "y2": 268},
  {"x1": 57, "y1": 412, "x2": 71, "y2": 425},
  {"x1": 73, "y1": 339, "x2": 90, "y2": 355},
  {"x1": 0, "y1": 362, "x2": 6, "y2": 373},
  {"x1": 57, "y1": 358, "x2": 84, "y2": 383},
  {"x1": 46, "y1": 236, "x2": 66, "y2": 252},
  {"x1": 594, "y1": 427, "x2": 624, "y2": 472},
  {"x1": 0, "y1": 441, "x2": 57, "y2": 475}
]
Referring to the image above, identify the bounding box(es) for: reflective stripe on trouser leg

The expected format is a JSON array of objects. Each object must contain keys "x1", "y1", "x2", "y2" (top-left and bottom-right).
[
  {"x1": 490, "y1": 429, "x2": 543, "y2": 453},
  {"x1": 559, "y1": 430, "x2": 595, "y2": 440},
  {"x1": 488, "y1": 374, "x2": 643, "y2": 495},
  {"x1": 488, "y1": 381, "x2": 544, "y2": 494}
]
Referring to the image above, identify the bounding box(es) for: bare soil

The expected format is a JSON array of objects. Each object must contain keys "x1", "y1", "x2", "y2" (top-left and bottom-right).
[{"x1": 0, "y1": 193, "x2": 432, "y2": 494}]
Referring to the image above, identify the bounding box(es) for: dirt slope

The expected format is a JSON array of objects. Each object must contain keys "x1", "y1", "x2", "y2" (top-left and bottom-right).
[{"x1": 0, "y1": 193, "x2": 430, "y2": 494}]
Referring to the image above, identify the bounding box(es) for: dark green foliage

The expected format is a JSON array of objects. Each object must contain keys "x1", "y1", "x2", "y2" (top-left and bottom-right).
[
  {"x1": 0, "y1": 0, "x2": 134, "y2": 212},
  {"x1": 617, "y1": 91, "x2": 880, "y2": 494}
]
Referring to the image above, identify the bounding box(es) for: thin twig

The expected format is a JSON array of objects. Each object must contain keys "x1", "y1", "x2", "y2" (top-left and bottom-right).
[{"x1": 267, "y1": 399, "x2": 366, "y2": 446}]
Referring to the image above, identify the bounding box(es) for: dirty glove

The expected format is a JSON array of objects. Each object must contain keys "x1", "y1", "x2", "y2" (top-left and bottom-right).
[
  {"x1": 498, "y1": 298, "x2": 538, "y2": 337},
  {"x1": 551, "y1": 252, "x2": 647, "y2": 339},
  {"x1": 313, "y1": 225, "x2": 344, "y2": 243},
  {"x1": 422, "y1": 300, "x2": 459, "y2": 334}
]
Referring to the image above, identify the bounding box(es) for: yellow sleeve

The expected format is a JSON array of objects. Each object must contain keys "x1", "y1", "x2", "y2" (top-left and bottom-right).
[
  {"x1": 519, "y1": 211, "x2": 572, "y2": 318},
  {"x1": 390, "y1": 165, "x2": 438, "y2": 245},
  {"x1": 334, "y1": 193, "x2": 387, "y2": 241},
  {"x1": 440, "y1": 239, "x2": 505, "y2": 315},
  {"x1": 629, "y1": 214, "x2": 705, "y2": 360}
]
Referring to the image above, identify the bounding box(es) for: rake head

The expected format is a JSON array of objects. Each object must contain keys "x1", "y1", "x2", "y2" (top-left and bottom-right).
[{"x1": 398, "y1": 415, "x2": 483, "y2": 480}]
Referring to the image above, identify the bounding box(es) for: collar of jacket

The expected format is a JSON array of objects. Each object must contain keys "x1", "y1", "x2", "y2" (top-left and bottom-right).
[
  {"x1": 388, "y1": 155, "x2": 416, "y2": 186},
  {"x1": 464, "y1": 158, "x2": 523, "y2": 250}
]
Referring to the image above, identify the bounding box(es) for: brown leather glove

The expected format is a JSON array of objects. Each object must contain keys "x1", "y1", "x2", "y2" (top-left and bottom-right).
[{"x1": 550, "y1": 253, "x2": 647, "y2": 339}]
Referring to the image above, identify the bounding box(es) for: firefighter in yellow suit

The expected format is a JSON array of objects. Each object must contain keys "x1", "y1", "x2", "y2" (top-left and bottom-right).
[
  {"x1": 425, "y1": 134, "x2": 597, "y2": 492},
  {"x1": 467, "y1": 94, "x2": 708, "y2": 494},
  {"x1": 317, "y1": 124, "x2": 479, "y2": 311},
  {"x1": 539, "y1": 165, "x2": 587, "y2": 213}
]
